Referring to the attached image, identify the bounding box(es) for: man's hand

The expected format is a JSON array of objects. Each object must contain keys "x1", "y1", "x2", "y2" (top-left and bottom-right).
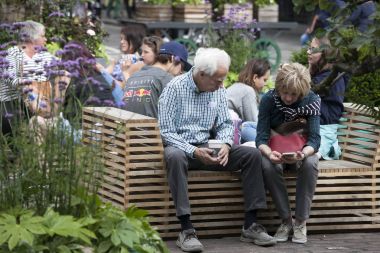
[
  {"x1": 194, "y1": 147, "x2": 219, "y2": 165},
  {"x1": 217, "y1": 144, "x2": 230, "y2": 167}
]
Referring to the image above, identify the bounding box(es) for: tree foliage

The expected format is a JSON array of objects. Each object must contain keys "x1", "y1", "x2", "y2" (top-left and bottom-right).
[{"x1": 292, "y1": 0, "x2": 380, "y2": 119}]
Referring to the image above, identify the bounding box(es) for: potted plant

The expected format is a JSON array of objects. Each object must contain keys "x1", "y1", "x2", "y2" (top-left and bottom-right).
[
  {"x1": 172, "y1": 0, "x2": 212, "y2": 23},
  {"x1": 219, "y1": 0, "x2": 253, "y2": 23},
  {"x1": 135, "y1": 0, "x2": 173, "y2": 22},
  {"x1": 0, "y1": 0, "x2": 27, "y2": 22}
]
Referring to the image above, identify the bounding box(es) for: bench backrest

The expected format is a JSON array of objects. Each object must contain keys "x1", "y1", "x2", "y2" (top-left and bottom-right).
[{"x1": 338, "y1": 103, "x2": 380, "y2": 168}]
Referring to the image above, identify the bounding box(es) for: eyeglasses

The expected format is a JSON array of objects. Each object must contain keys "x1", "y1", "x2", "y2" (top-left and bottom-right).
[{"x1": 307, "y1": 47, "x2": 324, "y2": 54}]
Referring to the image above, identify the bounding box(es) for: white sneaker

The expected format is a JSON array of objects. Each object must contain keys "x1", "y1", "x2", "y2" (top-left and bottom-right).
[
  {"x1": 176, "y1": 229, "x2": 204, "y2": 252},
  {"x1": 240, "y1": 223, "x2": 277, "y2": 246},
  {"x1": 274, "y1": 223, "x2": 293, "y2": 242},
  {"x1": 292, "y1": 224, "x2": 307, "y2": 244}
]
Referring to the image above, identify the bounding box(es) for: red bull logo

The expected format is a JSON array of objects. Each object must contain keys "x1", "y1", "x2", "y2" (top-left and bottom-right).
[{"x1": 134, "y1": 88, "x2": 151, "y2": 97}]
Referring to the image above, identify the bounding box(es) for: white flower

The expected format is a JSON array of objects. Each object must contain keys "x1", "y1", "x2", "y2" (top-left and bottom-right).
[{"x1": 86, "y1": 29, "x2": 96, "y2": 36}]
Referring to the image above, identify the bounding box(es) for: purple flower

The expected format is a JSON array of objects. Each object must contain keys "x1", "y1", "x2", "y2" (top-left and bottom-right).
[
  {"x1": 22, "y1": 87, "x2": 33, "y2": 94},
  {"x1": 103, "y1": 99, "x2": 115, "y2": 107},
  {"x1": 48, "y1": 11, "x2": 65, "y2": 18},
  {"x1": 4, "y1": 113, "x2": 14, "y2": 119},
  {"x1": 39, "y1": 101, "x2": 47, "y2": 108},
  {"x1": 22, "y1": 80, "x2": 33, "y2": 85},
  {"x1": 12, "y1": 22, "x2": 25, "y2": 30},
  {"x1": 34, "y1": 46, "x2": 48, "y2": 53},
  {"x1": 58, "y1": 80, "x2": 67, "y2": 91},
  {"x1": 0, "y1": 51, "x2": 8, "y2": 57},
  {"x1": 54, "y1": 97, "x2": 63, "y2": 104},
  {"x1": 86, "y1": 96, "x2": 101, "y2": 105},
  {"x1": 116, "y1": 101, "x2": 126, "y2": 108}
]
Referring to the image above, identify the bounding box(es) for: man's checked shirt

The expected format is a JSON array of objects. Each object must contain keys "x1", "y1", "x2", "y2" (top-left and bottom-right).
[{"x1": 158, "y1": 68, "x2": 233, "y2": 157}]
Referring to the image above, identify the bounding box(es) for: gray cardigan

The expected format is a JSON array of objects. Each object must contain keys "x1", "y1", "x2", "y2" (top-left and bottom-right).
[{"x1": 226, "y1": 82, "x2": 259, "y2": 122}]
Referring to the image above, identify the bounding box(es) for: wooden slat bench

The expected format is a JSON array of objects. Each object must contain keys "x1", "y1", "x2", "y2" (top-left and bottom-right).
[{"x1": 82, "y1": 104, "x2": 380, "y2": 238}]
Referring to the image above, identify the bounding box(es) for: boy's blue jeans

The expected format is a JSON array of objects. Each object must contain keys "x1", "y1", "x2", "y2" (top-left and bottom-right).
[{"x1": 241, "y1": 121, "x2": 257, "y2": 143}]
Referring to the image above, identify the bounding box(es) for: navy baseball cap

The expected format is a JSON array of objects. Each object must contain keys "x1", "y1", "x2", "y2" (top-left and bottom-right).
[{"x1": 159, "y1": 41, "x2": 192, "y2": 72}]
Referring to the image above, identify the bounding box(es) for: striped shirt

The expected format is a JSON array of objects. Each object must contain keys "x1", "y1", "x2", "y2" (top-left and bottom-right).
[
  {"x1": 158, "y1": 68, "x2": 234, "y2": 157},
  {"x1": 1, "y1": 46, "x2": 54, "y2": 101}
]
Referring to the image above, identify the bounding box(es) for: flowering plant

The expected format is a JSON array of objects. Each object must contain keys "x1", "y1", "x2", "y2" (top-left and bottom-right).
[
  {"x1": 172, "y1": 0, "x2": 208, "y2": 5},
  {"x1": 208, "y1": 5, "x2": 258, "y2": 74}
]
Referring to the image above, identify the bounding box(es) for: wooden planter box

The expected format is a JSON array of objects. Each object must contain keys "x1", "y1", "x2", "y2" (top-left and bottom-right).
[
  {"x1": 135, "y1": 3, "x2": 173, "y2": 22},
  {"x1": 0, "y1": 3, "x2": 25, "y2": 23},
  {"x1": 173, "y1": 4, "x2": 211, "y2": 23},
  {"x1": 259, "y1": 4, "x2": 278, "y2": 22},
  {"x1": 223, "y1": 3, "x2": 253, "y2": 23}
]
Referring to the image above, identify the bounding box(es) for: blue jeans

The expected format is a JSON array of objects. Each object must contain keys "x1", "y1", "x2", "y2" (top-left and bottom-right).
[{"x1": 241, "y1": 121, "x2": 257, "y2": 143}]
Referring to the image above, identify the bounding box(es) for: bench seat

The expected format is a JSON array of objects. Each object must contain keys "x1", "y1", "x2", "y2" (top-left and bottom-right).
[{"x1": 82, "y1": 104, "x2": 380, "y2": 238}]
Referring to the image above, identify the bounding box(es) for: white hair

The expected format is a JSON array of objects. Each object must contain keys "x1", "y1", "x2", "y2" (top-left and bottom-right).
[
  {"x1": 20, "y1": 20, "x2": 45, "y2": 43},
  {"x1": 193, "y1": 47, "x2": 231, "y2": 76}
]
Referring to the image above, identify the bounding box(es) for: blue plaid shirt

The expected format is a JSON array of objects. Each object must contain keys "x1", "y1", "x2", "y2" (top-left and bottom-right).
[{"x1": 158, "y1": 69, "x2": 233, "y2": 157}]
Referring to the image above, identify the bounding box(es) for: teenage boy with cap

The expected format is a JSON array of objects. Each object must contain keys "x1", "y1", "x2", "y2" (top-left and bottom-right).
[
  {"x1": 121, "y1": 41, "x2": 191, "y2": 118},
  {"x1": 158, "y1": 47, "x2": 276, "y2": 252}
]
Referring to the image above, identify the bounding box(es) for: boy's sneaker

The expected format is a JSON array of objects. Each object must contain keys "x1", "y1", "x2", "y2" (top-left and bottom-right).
[
  {"x1": 292, "y1": 224, "x2": 307, "y2": 244},
  {"x1": 240, "y1": 223, "x2": 277, "y2": 246},
  {"x1": 274, "y1": 223, "x2": 293, "y2": 242},
  {"x1": 176, "y1": 228, "x2": 204, "y2": 252}
]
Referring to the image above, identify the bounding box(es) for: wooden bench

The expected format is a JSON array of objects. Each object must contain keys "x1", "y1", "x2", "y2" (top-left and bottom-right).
[{"x1": 82, "y1": 104, "x2": 380, "y2": 238}]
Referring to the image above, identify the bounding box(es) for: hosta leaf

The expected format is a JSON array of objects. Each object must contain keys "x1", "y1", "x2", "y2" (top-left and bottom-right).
[
  {"x1": 0, "y1": 230, "x2": 11, "y2": 245},
  {"x1": 97, "y1": 240, "x2": 112, "y2": 253},
  {"x1": 121, "y1": 247, "x2": 130, "y2": 253},
  {"x1": 19, "y1": 227, "x2": 34, "y2": 246},
  {"x1": 8, "y1": 229, "x2": 20, "y2": 251},
  {"x1": 57, "y1": 245, "x2": 72, "y2": 253},
  {"x1": 110, "y1": 231, "x2": 121, "y2": 246}
]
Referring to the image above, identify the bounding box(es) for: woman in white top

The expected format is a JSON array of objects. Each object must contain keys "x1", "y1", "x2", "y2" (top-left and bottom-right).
[
  {"x1": 226, "y1": 58, "x2": 270, "y2": 143},
  {"x1": 1, "y1": 20, "x2": 54, "y2": 135}
]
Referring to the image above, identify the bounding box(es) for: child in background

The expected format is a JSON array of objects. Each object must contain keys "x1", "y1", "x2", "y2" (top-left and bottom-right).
[
  {"x1": 141, "y1": 36, "x2": 163, "y2": 65},
  {"x1": 226, "y1": 59, "x2": 271, "y2": 143}
]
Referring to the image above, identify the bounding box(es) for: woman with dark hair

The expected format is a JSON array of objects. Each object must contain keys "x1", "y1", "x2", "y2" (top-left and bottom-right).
[
  {"x1": 106, "y1": 24, "x2": 147, "y2": 83},
  {"x1": 141, "y1": 36, "x2": 163, "y2": 65},
  {"x1": 122, "y1": 41, "x2": 191, "y2": 118},
  {"x1": 226, "y1": 58, "x2": 271, "y2": 143},
  {"x1": 308, "y1": 36, "x2": 347, "y2": 160}
]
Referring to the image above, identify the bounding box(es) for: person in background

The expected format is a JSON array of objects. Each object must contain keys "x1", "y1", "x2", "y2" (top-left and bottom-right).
[
  {"x1": 301, "y1": 0, "x2": 346, "y2": 45},
  {"x1": 106, "y1": 24, "x2": 146, "y2": 84},
  {"x1": 1, "y1": 20, "x2": 54, "y2": 135},
  {"x1": 141, "y1": 36, "x2": 163, "y2": 65},
  {"x1": 158, "y1": 47, "x2": 276, "y2": 253},
  {"x1": 256, "y1": 63, "x2": 320, "y2": 244},
  {"x1": 308, "y1": 36, "x2": 347, "y2": 160},
  {"x1": 347, "y1": 0, "x2": 376, "y2": 33},
  {"x1": 226, "y1": 58, "x2": 271, "y2": 143},
  {"x1": 122, "y1": 41, "x2": 190, "y2": 118}
]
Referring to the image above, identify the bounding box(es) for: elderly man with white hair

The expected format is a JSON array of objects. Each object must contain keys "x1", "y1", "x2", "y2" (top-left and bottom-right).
[{"x1": 158, "y1": 48, "x2": 276, "y2": 252}]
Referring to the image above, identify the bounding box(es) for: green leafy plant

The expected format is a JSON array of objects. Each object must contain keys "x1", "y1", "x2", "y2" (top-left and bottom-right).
[
  {"x1": 346, "y1": 70, "x2": 380, "y2": 119},
  {"x1": 290, "y1": 47, "x2": 308, "y2": 66},
  {"x1": 0, "y1": 208, "x2": 96, "y2": 252}
]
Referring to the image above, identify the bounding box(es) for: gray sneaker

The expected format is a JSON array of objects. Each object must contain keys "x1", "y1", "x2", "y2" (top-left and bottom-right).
[
  {"x1": 176, "y1": 229, "x2": 204, "y2": 252},
  {"x1": 292, "y1": 224, "x2": 307, "y2": 244},
  {"x1": 240, "y1": 223, "x2": 277, "y2": 246},
  {"x1": 274, "y1": 223, "x2": 293, "y2": 242}
]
